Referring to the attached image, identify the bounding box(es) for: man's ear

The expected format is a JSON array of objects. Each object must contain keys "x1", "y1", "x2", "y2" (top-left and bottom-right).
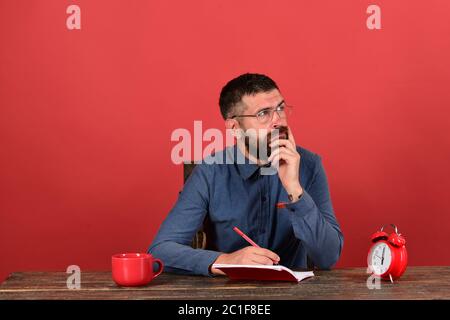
[
  {"x1": 225, "y1": 119, "x2": 242, "y2": 138},
  {"x1": 225, "y1": 118, "x2": 236, "y2": 130}
]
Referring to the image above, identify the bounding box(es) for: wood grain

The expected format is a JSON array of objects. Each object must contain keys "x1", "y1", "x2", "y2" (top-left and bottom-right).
[{"x1": 0, "y1": 267, "x2": 449, "y2": 300}]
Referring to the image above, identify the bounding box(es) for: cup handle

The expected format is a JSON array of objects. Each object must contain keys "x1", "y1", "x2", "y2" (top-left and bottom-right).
[{"x1": 152, "y1": 259, "x2": 164, "y2": 279}]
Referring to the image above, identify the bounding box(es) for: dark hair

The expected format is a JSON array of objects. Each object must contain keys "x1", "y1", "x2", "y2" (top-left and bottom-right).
[{"x1": 219, "y1": 73, "x2": 279, "y2": 120}]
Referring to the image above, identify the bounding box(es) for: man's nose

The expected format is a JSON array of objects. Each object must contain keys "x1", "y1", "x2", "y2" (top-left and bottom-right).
[{"x1": 271, "y1": 110, "x2": 282, "y2": 127}]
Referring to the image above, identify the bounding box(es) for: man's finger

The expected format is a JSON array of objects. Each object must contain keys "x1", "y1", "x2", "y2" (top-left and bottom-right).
[
  {"x1": 252, "y1": 248, "x2": 280, "y2": 262},
  {"x1": 268, "y1": 147, "x2": 296, "y2": 163},
  {"x1": 287, "y1": 126, "x2": 296, "y2": 146},
  {"x1": 250, "y1": 255, "x2": 275, "y2": 265},
  {"x1": 270, "y1": 139, "x2": 295, "y2": 152}
]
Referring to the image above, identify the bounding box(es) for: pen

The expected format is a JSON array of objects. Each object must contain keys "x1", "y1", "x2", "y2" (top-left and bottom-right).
[
  {"x1": 232, "y1": 226, "x2": 279, "y2": 265},
  {"x1": 233, "y1": 226, "x2": 260, "y2": 247}
]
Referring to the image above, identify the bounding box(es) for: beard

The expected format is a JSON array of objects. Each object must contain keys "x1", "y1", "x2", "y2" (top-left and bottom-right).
[
  {"x1": 243, "y1": 126, "x2": 288, "y2": 163},
  {"x1": 244, "y1": 135, "x2": 269, "y2": 162}
]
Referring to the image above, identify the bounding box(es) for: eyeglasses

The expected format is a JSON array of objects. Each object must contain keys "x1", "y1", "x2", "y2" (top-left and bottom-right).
[{"x1": 230, "y1": 103, "x2": 292, "y2": 124}]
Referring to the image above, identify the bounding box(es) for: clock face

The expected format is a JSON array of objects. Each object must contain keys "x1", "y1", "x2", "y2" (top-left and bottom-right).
[{"x1": 368, "y1": 242, "x2": 392, "y2": 275}]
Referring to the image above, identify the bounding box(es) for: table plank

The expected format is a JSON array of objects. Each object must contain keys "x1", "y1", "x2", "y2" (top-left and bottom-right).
[{"x1": 0, "y1": 267, "x2": 449, "y2": 300}]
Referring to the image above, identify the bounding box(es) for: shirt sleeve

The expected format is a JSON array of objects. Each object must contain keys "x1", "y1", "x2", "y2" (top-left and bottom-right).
[
  {"x1": 148, "y1": 165, "x2": 221, "y2": 276},
  {"x1": 283, "y1": 156, "x2": 344, "y2": 269}
]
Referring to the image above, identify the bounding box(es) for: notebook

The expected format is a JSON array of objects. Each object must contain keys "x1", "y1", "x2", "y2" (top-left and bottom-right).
[{"x1": 212, "y1": 264, "x2": 314, "y2": 282}]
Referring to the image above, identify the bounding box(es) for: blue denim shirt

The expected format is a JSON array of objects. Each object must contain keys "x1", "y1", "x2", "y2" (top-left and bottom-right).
[{"x1": 148, "y1": 144, "x2": 343, "y2": 276}]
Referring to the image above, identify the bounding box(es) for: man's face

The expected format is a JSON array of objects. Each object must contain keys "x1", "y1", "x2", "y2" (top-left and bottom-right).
[{"x1": 235, "y1": 89, "x2": 288, "y2": 161}]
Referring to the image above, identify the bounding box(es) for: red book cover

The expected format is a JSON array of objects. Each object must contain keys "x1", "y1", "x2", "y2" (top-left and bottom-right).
[{"x1": 212, "y1": 264, "x2": 314, "y2": 282}]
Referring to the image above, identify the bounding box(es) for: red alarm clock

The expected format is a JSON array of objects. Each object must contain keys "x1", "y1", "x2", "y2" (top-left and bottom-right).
[{"x1": 367, "y1": 224, "x2": 408, "y2": 282}]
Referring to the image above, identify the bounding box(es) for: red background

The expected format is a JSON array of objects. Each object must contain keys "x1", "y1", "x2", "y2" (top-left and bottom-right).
[{"x1": 1, "y1": 0, "x2": 450, "y2": 282}]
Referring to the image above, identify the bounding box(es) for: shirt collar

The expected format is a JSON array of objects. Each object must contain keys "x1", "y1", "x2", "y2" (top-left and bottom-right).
[{"x1": 226, "y1": 144, "x2": 261, "y2": 180}]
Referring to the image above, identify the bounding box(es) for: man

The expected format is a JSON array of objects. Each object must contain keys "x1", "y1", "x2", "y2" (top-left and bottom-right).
[{"x1": 149, "y1": 73, "x2": 343, "y2": 276}]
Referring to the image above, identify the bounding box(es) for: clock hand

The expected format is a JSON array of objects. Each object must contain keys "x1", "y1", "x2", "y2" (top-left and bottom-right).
[{"x1": 381, "y1": 246, "x2": 386, "y2": 264}]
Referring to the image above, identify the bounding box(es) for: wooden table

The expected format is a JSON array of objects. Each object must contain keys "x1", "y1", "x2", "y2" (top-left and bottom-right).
[{"x1": 0, "y1": 267, "x2": 449, "y2": 300}]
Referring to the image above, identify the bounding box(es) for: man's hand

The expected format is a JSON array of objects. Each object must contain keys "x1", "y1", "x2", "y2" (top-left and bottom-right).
[
  {"x1": 268, "y1": 126, "x2": 303, "y2": 200},
  {"x1": 210, "y1": 247, "x2": 280, "y2": 275}
]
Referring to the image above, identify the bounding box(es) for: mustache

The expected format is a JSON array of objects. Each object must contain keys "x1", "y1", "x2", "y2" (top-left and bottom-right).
[
  {"x1": 244, "y1": 126, "x2": 289, "y2": 161},
  {"x1": 267, "y1": 126, "x2": 288, "y2": 141}
]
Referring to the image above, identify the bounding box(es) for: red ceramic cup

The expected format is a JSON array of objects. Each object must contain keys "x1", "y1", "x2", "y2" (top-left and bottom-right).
[{"x1": 112, "y1": 253, "x2": 164, "y2": 286}]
